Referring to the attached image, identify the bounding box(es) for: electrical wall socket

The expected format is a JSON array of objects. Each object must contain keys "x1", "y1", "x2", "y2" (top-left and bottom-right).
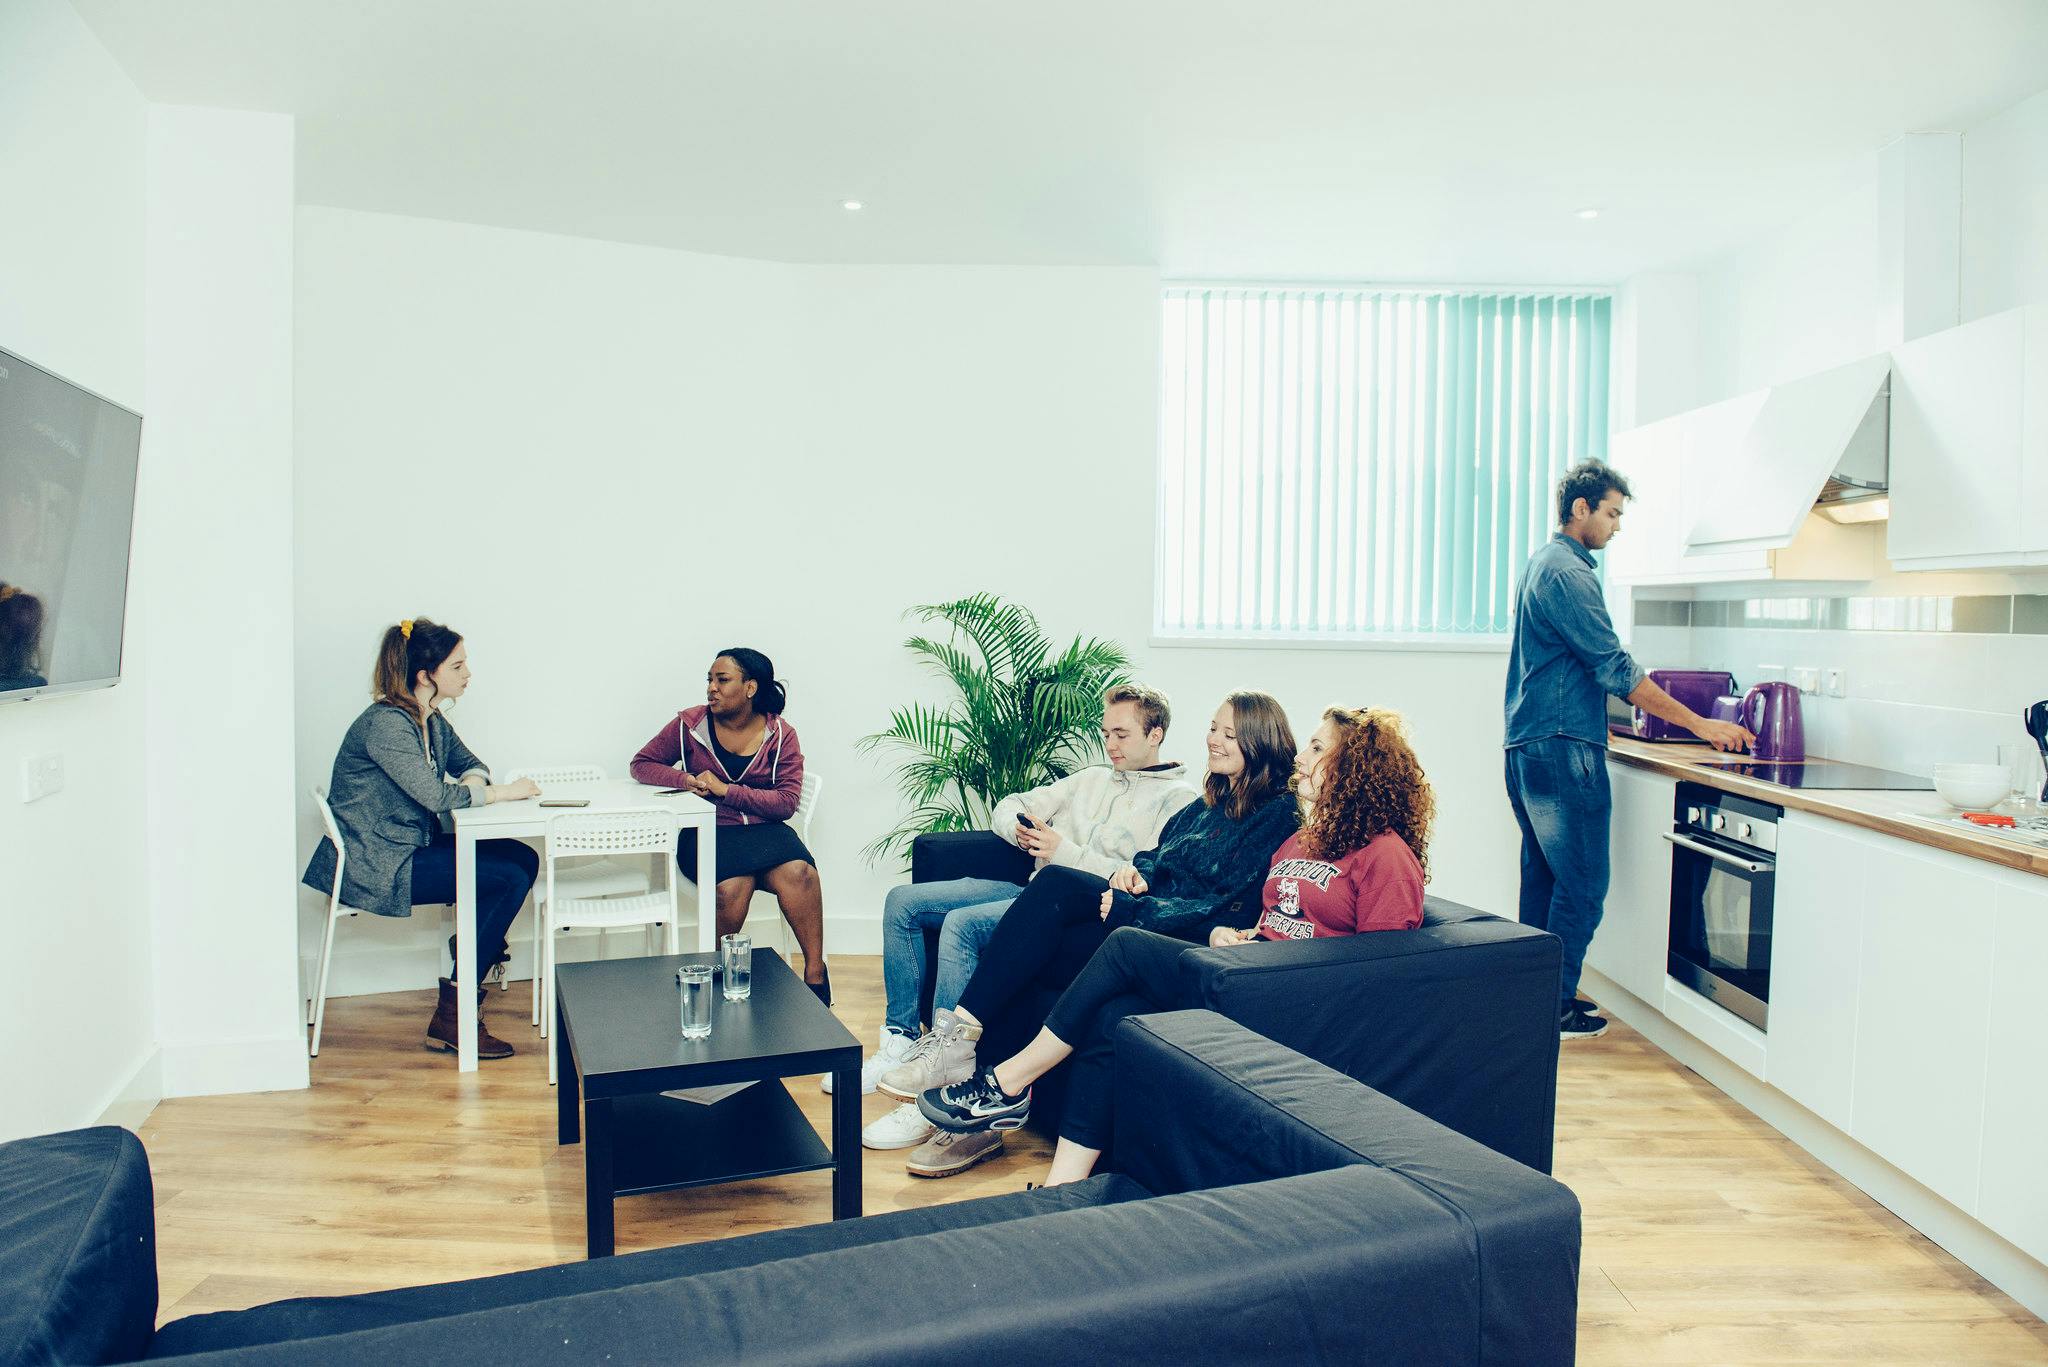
[
  {"x1": 1822, "y1": 668, "x2": 1848, "y2": 698},
  {"x1": 19, "y1": 753, "x2": 63, "y2": 803},
  {"x1": 1791, "y1": 667, "x2": 1820, "y2": 694}
]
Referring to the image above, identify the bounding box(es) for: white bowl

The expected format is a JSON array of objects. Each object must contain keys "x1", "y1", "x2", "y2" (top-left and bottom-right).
[{"x1": 1932, "y1": 769, "x2": 2009, "y2": 810}]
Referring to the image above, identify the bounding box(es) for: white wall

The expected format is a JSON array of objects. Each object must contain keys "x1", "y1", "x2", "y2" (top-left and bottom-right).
[
  {"x1": 295, "y1": 208, "x2": 1523, "y2": 992},
  {"x1": 0, "y1": 0, "x2": 157, "y2": 1142},
  {"x1": 141, "y1": 106, "x2": 305, "y2": 1098}
]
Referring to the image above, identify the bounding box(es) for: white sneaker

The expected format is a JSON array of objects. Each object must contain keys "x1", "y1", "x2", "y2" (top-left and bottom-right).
[
  {"x1": 861, "y1": 1101, "x2": 936, "y2": 1151},
  {"x1": 822, "y1": 1026, "x2": 916, "y2": 1096},
  {"x1": 878, "y1": 1009, "x2": 980, "y2": 1100}
]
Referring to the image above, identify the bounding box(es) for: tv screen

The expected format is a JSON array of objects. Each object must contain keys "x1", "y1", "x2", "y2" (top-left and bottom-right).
[{"x1": 0, "y1": 346, "x2": 143, "y2": 702}]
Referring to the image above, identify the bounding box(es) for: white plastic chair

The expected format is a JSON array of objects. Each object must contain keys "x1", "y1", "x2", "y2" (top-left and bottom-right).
[
  {"x1": 504, "y1": 764, "x2": 656, "y2": 1023},
  {"x1": 542, "y1": 808, "x2": 684, "y2": 1084},
  {"x1": 737, "y1": 772, "x2": 825, "y2": 955},
  {"x1": 303, "y1": 785, "x2": 452, "y2": 1057}
]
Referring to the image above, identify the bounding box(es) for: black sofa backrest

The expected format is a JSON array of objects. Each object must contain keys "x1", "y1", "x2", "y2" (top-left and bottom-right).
[{"x1": 141, "y1": 1012, "x2": 1578, "y2": 1367}]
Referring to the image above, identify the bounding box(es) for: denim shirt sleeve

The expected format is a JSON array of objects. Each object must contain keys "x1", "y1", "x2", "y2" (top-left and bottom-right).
[{"x1": 1538, "y1": 562, "x2": 1646, "y2": 700}]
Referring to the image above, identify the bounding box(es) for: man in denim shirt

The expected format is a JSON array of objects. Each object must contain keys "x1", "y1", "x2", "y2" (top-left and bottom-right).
[{"x1": 1505, "y1": 460, "x2": 1752, "y2": 1039}]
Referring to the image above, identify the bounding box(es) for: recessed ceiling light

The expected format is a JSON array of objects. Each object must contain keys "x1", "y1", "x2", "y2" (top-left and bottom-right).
[
  {"x1": 842, "y1": 199, "x2": 865, "y2": 212},
  {"x1": 1575, "y1": 207, "x2": 1600, "y2": 220}
]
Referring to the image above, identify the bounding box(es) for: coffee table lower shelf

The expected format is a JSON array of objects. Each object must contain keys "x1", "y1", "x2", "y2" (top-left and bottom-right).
[{"x1": 609, "y1": 1082, "x2": 833, "y2": 1196}]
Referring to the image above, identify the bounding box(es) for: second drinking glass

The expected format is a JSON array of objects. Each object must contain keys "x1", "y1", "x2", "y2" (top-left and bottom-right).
[{"x1": 721, "y1": 933, "x2": 752, "y2": 1001}]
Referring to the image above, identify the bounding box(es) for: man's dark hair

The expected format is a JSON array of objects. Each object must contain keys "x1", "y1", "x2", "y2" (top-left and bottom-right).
[{"x1": 1556, "y1": 460, "x2": 1632, "y2": 527}]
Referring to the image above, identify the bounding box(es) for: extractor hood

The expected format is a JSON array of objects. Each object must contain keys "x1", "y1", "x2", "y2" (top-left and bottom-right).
[{"x1": 1684, "y1": 354, "x2": 1892, "y2": 555}]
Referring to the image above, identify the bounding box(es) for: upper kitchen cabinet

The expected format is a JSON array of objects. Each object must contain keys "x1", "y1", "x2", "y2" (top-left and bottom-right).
[
  {"x1": 1887, "y1": 306, "x2": 2048, "y2": 571},
  {"x1": 1605, "y1": 379, "x2": 1881, "y2": 588}
]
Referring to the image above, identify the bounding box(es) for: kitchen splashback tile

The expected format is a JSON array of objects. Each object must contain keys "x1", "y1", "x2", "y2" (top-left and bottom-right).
[
  {"x1": 2015, "y1": 595, "x2": 2048, "y2": 635},
  {"x1": 1949, "y1": 596, "x2": 2015, "y2": 634}
]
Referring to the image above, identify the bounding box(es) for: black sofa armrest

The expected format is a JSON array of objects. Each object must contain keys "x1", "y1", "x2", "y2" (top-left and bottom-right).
[
  {"x1": 1111, "y1": 1010, "x2": 1580, "y2": 1367},
  {"x1": 0, "y1": 1126, "x2": 157, "y2": 1367},
  {"x1": 909, "y1": 830, "x2": 1033, "y2": 887},
  {"x1": 1178, "y1": 905, "x2": 1562, "y2": 1173}
]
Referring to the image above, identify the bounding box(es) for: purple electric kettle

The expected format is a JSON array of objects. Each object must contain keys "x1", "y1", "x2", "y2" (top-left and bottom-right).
[{"x1": 1738, "y1": 680, "x2": 1805, "y2": 761}]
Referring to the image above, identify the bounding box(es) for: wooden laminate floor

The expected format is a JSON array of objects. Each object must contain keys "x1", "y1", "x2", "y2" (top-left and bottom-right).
[{"x1": 138, "y1": 957, "x2": 2048, "y2": 1364}]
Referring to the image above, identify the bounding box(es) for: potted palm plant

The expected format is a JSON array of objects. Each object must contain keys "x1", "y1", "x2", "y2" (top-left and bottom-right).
[{"x1": 861, "y1": 594, "x2": 1133, "y2": 866}]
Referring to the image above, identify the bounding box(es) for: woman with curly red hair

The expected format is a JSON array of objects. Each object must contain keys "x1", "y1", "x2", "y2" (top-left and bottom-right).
[{"x1": 917, "y1": 705, "x2": 1433, "y2": 1183}]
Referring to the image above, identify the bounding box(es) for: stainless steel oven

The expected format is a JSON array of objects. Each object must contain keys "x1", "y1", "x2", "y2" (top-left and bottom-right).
[{"x1": 1665, "y1": 782, "x2": 1778, "y2": 1031}]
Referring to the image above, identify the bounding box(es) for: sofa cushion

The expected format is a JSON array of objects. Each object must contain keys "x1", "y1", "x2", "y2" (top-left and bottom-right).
[
  {"x1": 146, "y1": 1173, "x2": 1146, "y2": 1359},
  {"x1": 0, "y1": 1126, "x2": 157, "y2": 1367}
]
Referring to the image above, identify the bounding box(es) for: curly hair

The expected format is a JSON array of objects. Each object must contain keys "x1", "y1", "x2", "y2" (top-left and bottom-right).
[{"x1": 1297, "y1": 706, "x2": 1434, "y2": 882}]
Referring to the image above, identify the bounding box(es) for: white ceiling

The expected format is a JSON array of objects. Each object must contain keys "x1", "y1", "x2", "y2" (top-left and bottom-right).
[{"x1": 72, "y1": 1, "x2": 2048, "y2": 282}]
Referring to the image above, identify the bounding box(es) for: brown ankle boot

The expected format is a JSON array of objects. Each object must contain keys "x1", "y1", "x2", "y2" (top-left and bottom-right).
[{"x1": 424, "y1": 978, "x2": 515, "y2": 1060}]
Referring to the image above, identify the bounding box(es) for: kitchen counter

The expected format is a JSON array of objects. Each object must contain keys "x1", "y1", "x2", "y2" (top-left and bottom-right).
[{"x1": 1605, "y1": 734, "x2": 2048, "y2": 879}]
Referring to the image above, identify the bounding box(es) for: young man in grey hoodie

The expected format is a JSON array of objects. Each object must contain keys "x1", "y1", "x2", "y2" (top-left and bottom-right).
[{"x1": 846, "y1": 686, "x2": 1197, "y2": 1158}]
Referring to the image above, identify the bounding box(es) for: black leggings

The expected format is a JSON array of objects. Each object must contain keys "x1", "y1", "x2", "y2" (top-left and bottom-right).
[
  {"x1": 1042, "y1": 927, "x2": 1204, "y2": 1150},
  {"x1": 409, "y1": 834, "x2": 539, "y2": 984},
  {"x1": 955, "y1": 866, "x2": 1119, "y2": 1027}
]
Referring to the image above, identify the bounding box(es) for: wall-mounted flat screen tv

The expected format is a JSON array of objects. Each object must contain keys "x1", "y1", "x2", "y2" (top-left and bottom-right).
[{"x1": 0, "y1": 346, "x2": 143, "y2": 703}]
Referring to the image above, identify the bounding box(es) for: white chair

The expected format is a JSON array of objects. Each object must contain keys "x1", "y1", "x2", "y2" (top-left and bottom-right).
[
  {"x1": 303, "y1": 785, "x2": 453, "y2": 1057},
  {"x1": 504, "y1": 764, "x2": 658, "y2": 1024},
  {"x1": 542, "y1": 808, "x2": 684, "y2": 1084},
  {"x1": 736, "y1": 771, "x2": 825, "y2": 957}
]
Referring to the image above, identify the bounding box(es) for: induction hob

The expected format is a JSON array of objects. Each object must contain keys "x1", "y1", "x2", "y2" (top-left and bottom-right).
[{"x1": 1684, "y1": 758, "x2": 1935, "y2": 791}]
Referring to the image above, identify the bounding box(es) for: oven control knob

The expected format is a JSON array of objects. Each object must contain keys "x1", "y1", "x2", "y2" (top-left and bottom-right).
[
  {"x1": 1685, "y1": 807, "x2": 1702, "y2": 824},
  {"x1": 1712, "y1": 814, "x2": 1727, "y2": 832},
  {"x1": 1738, "y1": 821, "x2": 1754, "y2": 840}
]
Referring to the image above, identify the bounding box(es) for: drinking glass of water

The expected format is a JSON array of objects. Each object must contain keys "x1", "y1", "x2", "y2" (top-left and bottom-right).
[
  {"x1": 721, "y1": 933, "x2": 752, "y2": 1001},
  {"x1": 677, "y1": 964, "x2": 714, "y2": 1039}
]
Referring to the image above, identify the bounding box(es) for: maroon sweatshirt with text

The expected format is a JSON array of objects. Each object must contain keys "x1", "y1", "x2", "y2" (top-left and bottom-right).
[{"x1": 1254, "y1": 830, "x2": 1424, "y2": 940}]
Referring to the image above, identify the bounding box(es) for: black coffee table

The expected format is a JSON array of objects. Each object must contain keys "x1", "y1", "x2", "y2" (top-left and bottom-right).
[{"x1": 554, "y1": 949, "x2": 861, "y2": 1257}]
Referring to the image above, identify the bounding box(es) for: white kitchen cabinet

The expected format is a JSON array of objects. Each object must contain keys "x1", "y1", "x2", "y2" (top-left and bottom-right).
[
  {"x1": 1888, "y1": 306, "x2": 2048, "y2": 570},
  {"x1": 1588, "y1": 761, "x2": 1676, "y2": 1005},
  {"x1": 1603, "y1": 422, "x2": 1684, "y2": 587},
  {"x1": 1976, "y1": 873, "x2": 2048, "y2": 1263},
  {"x1": 1848, "y1": 839, "x2": 1996, "y2": 1215},
  {"x1": 1765, "y1": 813, "x2": 1868, "y2": 1132},
  {"x1": 1606, "y1": 386, "x2": 1876, "y2": 587}
]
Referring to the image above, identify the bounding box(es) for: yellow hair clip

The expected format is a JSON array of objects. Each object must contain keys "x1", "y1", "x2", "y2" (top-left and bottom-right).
[
  {"x1": 400, "y1": 619, "x2": 414, "y2": 640},
  {"x1": 0, "y1": 585, "x2": 18, "y2": 603}
]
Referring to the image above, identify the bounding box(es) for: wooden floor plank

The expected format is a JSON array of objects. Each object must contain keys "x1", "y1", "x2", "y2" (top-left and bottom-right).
[{"x1": 133, "y1": 957, "x2": 2048, "y2": 1362}]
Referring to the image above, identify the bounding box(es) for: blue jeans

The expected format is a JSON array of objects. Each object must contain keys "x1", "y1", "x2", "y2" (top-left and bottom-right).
[
  {"x1": 880, "y1": 877, "x2": 1023, "y2": 1036},
  {"x1": 1504, "y1": 738, "x2": 1612, "y2": 1012}
]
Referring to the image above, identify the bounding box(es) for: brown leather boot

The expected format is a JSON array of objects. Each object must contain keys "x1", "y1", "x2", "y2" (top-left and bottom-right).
[{"x1": 424, "y1": 977, "x2": 515, "y2": 1060}]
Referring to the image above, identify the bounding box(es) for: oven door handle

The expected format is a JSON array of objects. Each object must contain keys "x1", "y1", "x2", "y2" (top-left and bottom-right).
[{"x1": 1662, "y1": 830, "x2": 1772, "y2": 874}]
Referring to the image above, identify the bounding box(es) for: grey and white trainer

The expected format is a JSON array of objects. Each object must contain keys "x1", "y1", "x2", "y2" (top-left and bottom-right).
[{"x1": 877, "y1": 1009, "x2": 980, "y2": 1100}]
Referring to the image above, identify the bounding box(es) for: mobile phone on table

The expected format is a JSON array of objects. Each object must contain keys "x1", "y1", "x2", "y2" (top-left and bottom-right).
[
  {"x1": 658, "y1": 786, "x2": 692, "y2": 795},
  {"x1": 539, "y1": 799, "x2": 590, "y2": 808}
]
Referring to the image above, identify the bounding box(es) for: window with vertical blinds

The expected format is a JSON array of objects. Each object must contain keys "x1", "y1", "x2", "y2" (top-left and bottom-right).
[{"x1": 1157, "y1": 287, "x2": 1612, "y2": 641}]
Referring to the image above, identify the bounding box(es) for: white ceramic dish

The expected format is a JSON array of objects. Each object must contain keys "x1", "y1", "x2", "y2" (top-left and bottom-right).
[{"x1": 1931, "y1": 765, "x2": 2010, "y2": 810}]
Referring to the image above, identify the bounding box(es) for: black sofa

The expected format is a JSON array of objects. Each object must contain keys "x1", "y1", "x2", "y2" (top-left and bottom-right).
[
  {"x1": 910, "y1": 830, "x2": 1563, "y2": 1173},
  {"x1": 5, "y1": 1012, "x2": 1581, "y2": 1367}
]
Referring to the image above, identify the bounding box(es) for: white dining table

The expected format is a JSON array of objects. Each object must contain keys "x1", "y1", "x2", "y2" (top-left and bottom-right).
[{"x1": 449, "y1": 778, "x2": 718, "y2": 1072}]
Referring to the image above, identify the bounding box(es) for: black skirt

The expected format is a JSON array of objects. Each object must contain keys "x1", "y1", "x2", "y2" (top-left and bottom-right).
[{"x1": 677, "y1": 821, "x2": 815, "y2": 884}]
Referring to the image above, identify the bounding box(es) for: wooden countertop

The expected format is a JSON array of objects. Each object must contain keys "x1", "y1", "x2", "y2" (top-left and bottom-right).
[{"x1": 1604, "y1": 735, "x2": 2048, "y2": 880}]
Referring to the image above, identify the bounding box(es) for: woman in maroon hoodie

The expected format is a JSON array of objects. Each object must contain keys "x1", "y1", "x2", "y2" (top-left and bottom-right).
[{"x1": 631, "y1": 647, "x2": 830, "y2": 1003}]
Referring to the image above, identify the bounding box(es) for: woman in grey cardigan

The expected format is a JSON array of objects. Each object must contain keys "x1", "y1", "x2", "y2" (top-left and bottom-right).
[{"x1": 303, "y1": 618, "x2": 541, "y2": 1059}]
